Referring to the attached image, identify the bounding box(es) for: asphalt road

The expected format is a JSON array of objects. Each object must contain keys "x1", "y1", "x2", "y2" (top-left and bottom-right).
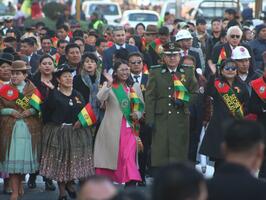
[{"x1": 0, "y1": 176, "x2": 152, "y2": 200}]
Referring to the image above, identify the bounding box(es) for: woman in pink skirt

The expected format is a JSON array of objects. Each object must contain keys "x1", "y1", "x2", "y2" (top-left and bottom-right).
[{"x1": 94, "y1": 60, "x2": 144, "y2": 186}]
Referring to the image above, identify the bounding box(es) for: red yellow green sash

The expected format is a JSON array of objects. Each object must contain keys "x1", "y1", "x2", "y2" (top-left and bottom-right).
[
  {"x1": 251, "y1": 77, "x2": 266, "y2": 102},
  {"x1": 112, "y1": 83, "x2": 144, "y2": 136},
  {"x1": 78, "y1": 103, "x2": 97, "y2": 127},
  {"x1": 214, "y1": 80, "x2": 244, "y2": 119},
  {"x1": 172, "y1": 74, "x2": 189, "y2": 102}
]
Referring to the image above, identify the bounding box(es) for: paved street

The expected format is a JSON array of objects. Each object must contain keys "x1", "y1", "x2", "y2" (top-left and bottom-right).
[{"x1": 0, "y1": 176, "x2": 152, "y2": 200}]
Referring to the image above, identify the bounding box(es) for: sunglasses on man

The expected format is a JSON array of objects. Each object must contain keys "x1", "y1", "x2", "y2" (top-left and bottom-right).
[{"x1": 230, "y1": 34, "x2": 241, "y2": 39}]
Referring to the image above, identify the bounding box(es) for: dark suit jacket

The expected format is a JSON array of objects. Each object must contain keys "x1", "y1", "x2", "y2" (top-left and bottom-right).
[
  {"x1": 37, "y1": 47, "x2": 57, "y2": 56},
  {"x1": 208, "y1": 162, "x2": 266, "y2": 200},
  {"x1": 103, "y1": 44, "x2": 139, "y2": 71},
  {"x1": 30, "y1": 53, "x2": 41, "y2": 75},
  {"x1": 188, "y1": 49, "x2": 202, "y2": 69},
  {"x1": 212, "y1": 42, "x2": 255, "y2": 70}
]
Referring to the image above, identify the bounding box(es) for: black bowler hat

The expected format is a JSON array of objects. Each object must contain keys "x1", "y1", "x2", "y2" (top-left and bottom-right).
[
  {"x1": 0, "y1": 52, "x2": 14, "y2": 65},
  {"x1": 55, "y1": 64, "x2": 74, "y2": 77}
]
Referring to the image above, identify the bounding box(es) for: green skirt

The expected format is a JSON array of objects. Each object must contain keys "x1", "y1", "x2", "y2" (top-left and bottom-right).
[{"x1": 0, "y1": 119, "x2": 39, "y2": 174}]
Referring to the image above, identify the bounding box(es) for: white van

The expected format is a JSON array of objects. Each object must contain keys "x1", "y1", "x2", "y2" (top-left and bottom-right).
[{"x1": 82, "y1": 1, "x2": 122, "y2": 26}]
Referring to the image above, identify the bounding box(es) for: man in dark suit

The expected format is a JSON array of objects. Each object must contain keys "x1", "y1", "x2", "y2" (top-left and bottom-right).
[
  {"x1": 175, "y1": 29, "x2": 202, "y2": 70},
  {"x1": 103, "y1": 26, "x2": 138, "y2": 73},
  {"x1": 210, "y1": 26, "x2": 255, "y2": 74},
  {"x1": 20, "y1": 38, "x2": 40, "y2": 74},
  {"x1": 208, "y1": 120, "x2": 266, "y2": 200},
  {"x1": 128, "y1": 52, "x2": 150, "y2": 186},
  {"x1": 37, "y1": 35, "x2": 57, "y2": 56}
]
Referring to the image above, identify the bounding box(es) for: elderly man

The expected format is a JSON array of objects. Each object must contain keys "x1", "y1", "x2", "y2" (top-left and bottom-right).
[
  {"x1": 145, "y1": 42, "x2": 198, "y2": 169},
  {"x1": 211, "y1": 25, "x2": 255, "y2": 73}
]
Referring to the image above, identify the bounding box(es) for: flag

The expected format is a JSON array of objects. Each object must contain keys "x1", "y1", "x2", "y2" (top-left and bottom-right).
[
  {"x1": 78, "y1": 103, "x2": 97, "y2": 127},
  {"x1": 143, "y1": 64, "x2": 149, "y2": 75},
  {"x1": 173, "y1": 74, "x2": 190, "y2": 102},
  {"x1": 217, "y1": 47, "x2": 227, "y2": 66},
  {"x1": 29, "y1": 88, "x2": 43, "y2": 111}
]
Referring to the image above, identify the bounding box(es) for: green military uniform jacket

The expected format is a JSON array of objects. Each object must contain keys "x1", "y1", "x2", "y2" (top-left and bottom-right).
[{"x1": 145, "y1": 64, "x2": 198, "y2": 167}]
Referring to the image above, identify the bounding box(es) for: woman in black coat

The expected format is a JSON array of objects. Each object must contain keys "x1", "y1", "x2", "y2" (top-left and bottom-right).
[
  {"x1": 200, "y1": 59, "x2": 250, "y2": 168},
  {"x1": 73, "y1": 52, "x2": 106, "y2": 132}
]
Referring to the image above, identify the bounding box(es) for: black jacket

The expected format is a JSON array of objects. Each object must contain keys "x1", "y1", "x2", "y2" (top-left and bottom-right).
[
  {"x1": 208, "y1": 162, "x2": 266, "y2": 200},
  {"x1": 200, "y1": 75, "x2": 250, "y2": 159}
]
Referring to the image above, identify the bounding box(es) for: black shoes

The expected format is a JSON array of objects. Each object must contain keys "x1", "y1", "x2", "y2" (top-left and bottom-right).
[
  {"x1": 45, "y1": 179, "x2": 56, "y2": 191},
  {"x1": 65, "y1": 186, "x2": 76, "y2": 199},
  {"x1": 27, "y1": 176, "x2": 36, "y2": 189}
]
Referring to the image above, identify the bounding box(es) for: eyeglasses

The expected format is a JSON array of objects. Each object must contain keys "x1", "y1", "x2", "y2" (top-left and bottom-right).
[
  {"x1": 224, "y1": 66, "x2": 237, "y2": 71},
  {"x1": 230, "y1": 34, "x2": 241, "y2": 39},
  {"x1": 130, "y1": 61, "x2": 142, "y2": 65}
]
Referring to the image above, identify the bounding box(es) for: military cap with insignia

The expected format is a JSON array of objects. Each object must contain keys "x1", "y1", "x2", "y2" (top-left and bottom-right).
[{"x1": 162, "y1": 42, "x2": 182, "y2": 55}]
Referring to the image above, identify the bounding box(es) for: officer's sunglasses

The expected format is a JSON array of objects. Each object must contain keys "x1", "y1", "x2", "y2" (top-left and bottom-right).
[
  {"x1": 224, "y1": 65, "x2": 237, "y2": 71},
  {"x1": 230, "y1": 34, "x2": 241, "y2": 39}
]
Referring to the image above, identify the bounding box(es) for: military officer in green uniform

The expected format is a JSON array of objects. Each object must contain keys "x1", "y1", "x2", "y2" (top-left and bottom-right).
[{"x1": 145, "y1": 42, "x2": 198, "y2": 168}]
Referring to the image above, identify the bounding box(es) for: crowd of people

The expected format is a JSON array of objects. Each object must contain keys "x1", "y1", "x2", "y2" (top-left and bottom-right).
[{"x1": 0, "y1": 6, "x2": 265, "y2": 200}]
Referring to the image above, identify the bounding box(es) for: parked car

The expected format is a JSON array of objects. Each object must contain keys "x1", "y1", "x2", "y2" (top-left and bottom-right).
[
  {"x1": 116, "y1": 10, "x2": 159, "y2": 28},
  {"x1": 193, "y1": 0, "x2": 242, "y2": 23},
  {"x1": 82, "y1": 1, "x2": 122, "y2": 26}
]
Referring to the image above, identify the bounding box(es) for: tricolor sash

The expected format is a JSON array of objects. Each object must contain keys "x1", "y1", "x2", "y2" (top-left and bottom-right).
[
  {"x1": 172, "y1": 74, "x2": 190, "y2": 102},
  {"x1": 214, "y1": 80, "x2": 244, "y2": 119},
  {"x1": 112, "y1": 83, "x2": 144, "y2": 136},
  {"x1": 251, "y1": 77, "x2": 266, "y2": 102}
]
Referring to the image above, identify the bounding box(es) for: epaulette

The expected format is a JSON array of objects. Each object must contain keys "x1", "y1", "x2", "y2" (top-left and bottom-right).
[{"x1": 150, "y1": 65, "x2": 162, "y2": 70}]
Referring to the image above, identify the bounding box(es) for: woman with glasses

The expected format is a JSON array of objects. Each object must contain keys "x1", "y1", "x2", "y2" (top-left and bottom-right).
[
  {"x1": 94, "y1": 60, "x2": 144, "y2": 187},
  {"x1": 200, "y1": 59, "x2": 249, "y2": 169}
]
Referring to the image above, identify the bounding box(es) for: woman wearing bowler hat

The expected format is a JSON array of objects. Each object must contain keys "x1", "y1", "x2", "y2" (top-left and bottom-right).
[
  {"x1": 0, "y1": 60, "x2": 42, "y2": 200},
  {"x1": 39, "y1": 64, "x2": 94, "y2": 200}
]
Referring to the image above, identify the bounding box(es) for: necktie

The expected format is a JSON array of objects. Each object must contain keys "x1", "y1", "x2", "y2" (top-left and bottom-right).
[{"x1": 133, "y1": 75, "x2": 140, "y2": 83}]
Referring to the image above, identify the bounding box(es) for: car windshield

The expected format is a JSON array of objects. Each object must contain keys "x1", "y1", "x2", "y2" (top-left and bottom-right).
[
  {"x1": 128, "y1": 13, "x2": 158, "y2": 22},
  {"x1": 89, "y1": 4, "x2": 119, "y2": 16},
  {"x1": 198, "y1": 1, "x2": 238, "y2": 18}
]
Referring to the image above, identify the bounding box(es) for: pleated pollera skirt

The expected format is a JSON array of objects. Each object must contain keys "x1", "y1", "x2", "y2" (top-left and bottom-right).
[{"x1": 39, "y1": 123, "x2": 94, "y2": 182}]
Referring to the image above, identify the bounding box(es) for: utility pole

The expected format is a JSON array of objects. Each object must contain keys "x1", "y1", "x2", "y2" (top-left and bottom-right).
[
  {"x1": 76, "y1": 0, "x2": 81, "y2": 21},
  {"x1": 255, "y1": 0, "x2": 263, "y2": 18}
]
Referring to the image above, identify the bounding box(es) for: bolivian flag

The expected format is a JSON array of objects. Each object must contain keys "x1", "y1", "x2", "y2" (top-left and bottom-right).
[
  {"x1": 143, "y1": 64, "x2": 149, "y2": 75},
  {"x1": 78, "y1": 103, "x2": 97, "y2": 127},
  {"x1": 217, "y1": 47, "x2": 227, "y2": 66},
  {"x1": 29, "y1": 88, "x2": 43, "y2": 111},
  {"x1": 173, "y1": 74, "x2": 189, "y2": 102}
]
